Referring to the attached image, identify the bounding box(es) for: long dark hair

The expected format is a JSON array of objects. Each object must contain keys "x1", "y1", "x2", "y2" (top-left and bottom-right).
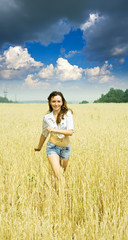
[{"x1": 47, "y1": 91, "x2": 72, "y2": 124}]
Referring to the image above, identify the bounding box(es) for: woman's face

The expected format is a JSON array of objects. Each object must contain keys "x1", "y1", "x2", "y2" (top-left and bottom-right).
[{"x1": 50, "y1": 95, "x2": 63, "y2": 112}]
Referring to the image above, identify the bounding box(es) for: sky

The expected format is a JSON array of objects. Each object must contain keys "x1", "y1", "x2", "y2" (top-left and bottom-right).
[{"x1": 0, "y1": 0, "x2": 128, "y2": 103}]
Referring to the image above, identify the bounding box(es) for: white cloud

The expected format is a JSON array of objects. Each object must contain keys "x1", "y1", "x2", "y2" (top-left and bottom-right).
[
  {"x1": 24, "y1": 74, "x2": 50, "y2": 88},
  {"x1": 112, "y1": 47, "x2": 127, "y2": 57},
  {"x1": 55, "y1": 58, "x2": 83, "y2": 81},
  {"x1": 85, "y1": 61, "x2": 114, "y2": 83},
  {"x1": 4, "y1": 46, "x2": 43, "y2": 69},
  {"x1": 65, "y1": 50, "x2": 79, "y2": 58},
  {"x1": 99, "y1": 75, "x2": 114, "y2": 83},
  {"x1": 23, "y1": 57, "x2": 83, "y2": 89},
  {"x1": 0, "y1": 45, "x2": 116, "y2": 90},
  {"x1": 37, "y1": 57, "x2": 83, "y2": 82},
  {"x1": 24, "y1": 58, "x2": 114, "y2": 89},
  {"x1": 0, "y1": 69, "x2": 14, "y2": 79},
  {"x1": 0, "y1": 46, "x2": 83, "y2": 88},
  {"x1": 0, "y1": 46, "x2": 43, "y2": 79},
  {"x1": 85, "y1": 66, "x2": 100, "y2": 76},
  {"x1": 80, "y1": 13, "x2": 101, "y2": 31},
  {"x1": 38, "y1": 64, "x2": 54, "y2": 79},
  {"x1": 100, "y1": 61, "x2": 112, "y2": 75},
  {"x1": 25, "y1": 74, "x2": 39, "y2": 86}
]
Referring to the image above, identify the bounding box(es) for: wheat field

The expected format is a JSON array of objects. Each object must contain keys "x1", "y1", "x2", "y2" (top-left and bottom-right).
[{"x1": 0, "y1": 103, "x2": 128, "y2": 240}]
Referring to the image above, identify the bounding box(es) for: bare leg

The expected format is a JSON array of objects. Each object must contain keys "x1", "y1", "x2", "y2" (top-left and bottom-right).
[
  {"x1": 59, "y1": 158, "x2": 69, "y2": 197},
  {"x1": 47, "y1": 154, "x2": 61, "y2": 193},
  {"x1": 60, "y1": 158, "x2": 69, "y2": 171}
]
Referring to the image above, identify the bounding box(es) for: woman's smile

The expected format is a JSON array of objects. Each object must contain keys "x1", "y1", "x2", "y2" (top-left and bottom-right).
[{"x1": 50, "y1": 95, "x2": 63, "y2": 112}]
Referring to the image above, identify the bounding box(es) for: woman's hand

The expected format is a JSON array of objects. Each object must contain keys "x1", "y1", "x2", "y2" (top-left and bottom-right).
[
  {"x1": 34, "y1": 134, "x2": 46, "y2": 152},
  {"x1": 34, "y1": 148, "x2": 41, "y2": 151},
  {"x1": 47, "y1": 127, "x2": 54, "y2": 133}
]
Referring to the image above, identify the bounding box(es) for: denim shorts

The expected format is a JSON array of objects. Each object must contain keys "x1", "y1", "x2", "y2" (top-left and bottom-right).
[{"x1": 46, "y1": 142, "x2": 71, "y2": 159}]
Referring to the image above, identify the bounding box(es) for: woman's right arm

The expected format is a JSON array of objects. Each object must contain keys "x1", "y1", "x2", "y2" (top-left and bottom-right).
[
  {"x1": 35, "y1": 116, "x2": 49, "y2": 151},
  {"x1": 34, "y1": 134, "x2": 46, "y2": 151}
]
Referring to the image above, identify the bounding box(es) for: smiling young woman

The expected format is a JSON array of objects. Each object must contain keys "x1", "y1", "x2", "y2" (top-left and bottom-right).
[{"x1": 34, "y1": 91, "x2": 74, "y2": 194}]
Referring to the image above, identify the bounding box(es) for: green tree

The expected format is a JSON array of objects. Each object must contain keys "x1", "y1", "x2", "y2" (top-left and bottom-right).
[
  {"x1": 123, "y1": 89, "x2": 128, "y2": 102},
  {"x1": 79, "y1": 100, "x2": 89, "y2": 104},
  {"x1": 0, "y1": 96, "x2": 13, "y2": 103},
  {"x1": 94, "y1": 88, "x2": 126, "y2": 103}
]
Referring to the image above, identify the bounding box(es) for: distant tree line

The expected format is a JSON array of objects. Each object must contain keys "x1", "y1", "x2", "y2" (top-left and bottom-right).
[
  {"x1": 79, "y1": 100, "x2": 89, "y2": 104},
  {"x1": 79, "y1": 88, "x2": 128, "y2": 104},
  {"x1": 1, "y1": 88, "x2": 128, "y2": 104},
  {"x1": 94, "y1": 88, "x2": 128, "y2": 103},
  {"x1": 0, "y1": 96, "x2": 14, "y2": 103}
]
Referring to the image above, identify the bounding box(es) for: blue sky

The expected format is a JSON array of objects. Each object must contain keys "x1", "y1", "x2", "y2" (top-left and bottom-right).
[{"x1": 0, "y1": 0, "x2": 128, "y2": 102}]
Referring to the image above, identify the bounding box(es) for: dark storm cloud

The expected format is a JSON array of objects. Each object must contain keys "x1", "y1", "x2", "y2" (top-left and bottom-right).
[
  {"x1": 0, "y1": 0, "x2": 128, "y2": 62},
  {"x1": 83, "y1": 10, "x2": 128, "y2": 62},
  {"x1": 0, "y1": 0, "x2": 87, "y2": 48}
]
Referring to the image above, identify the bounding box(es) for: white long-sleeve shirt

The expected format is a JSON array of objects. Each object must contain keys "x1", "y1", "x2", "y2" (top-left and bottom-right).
[{"x1": 42, "y1": 110, "x2": 74, "y2": 139}]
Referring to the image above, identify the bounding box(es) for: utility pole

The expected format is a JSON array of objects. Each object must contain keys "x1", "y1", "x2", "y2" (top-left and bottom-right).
[{"x1": 3, "y1": 89, "x2": 8, "y2": 98}]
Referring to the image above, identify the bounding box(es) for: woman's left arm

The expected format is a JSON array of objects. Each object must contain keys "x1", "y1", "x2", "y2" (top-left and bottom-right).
[
  {"x1": 47, "y1": 110, "x2": 74, "y2": 136},
  {"x1": 47, "y1": 127, "x2": 73, "y2": 136}
]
